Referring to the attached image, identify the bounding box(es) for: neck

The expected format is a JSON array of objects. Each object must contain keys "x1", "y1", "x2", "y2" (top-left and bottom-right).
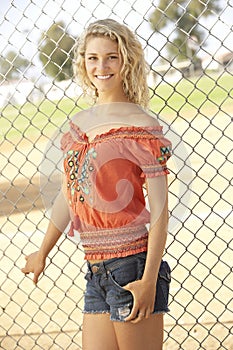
[{"x1": 97, "y1": 90, "x2": 129, "y2": 105}]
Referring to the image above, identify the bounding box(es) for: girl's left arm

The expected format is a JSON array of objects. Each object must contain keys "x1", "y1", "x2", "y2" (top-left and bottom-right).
[{"x1": 124, "y1": 175, "x2": 168, "y2": 323}]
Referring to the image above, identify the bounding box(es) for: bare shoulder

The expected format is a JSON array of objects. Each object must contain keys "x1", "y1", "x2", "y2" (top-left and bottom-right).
[
  {"x1": 133, "y1": 108, "x2": 160, "y2": 128},
  {"x1": 71, "y1": 109, "x2": 91, "y2": 128}
]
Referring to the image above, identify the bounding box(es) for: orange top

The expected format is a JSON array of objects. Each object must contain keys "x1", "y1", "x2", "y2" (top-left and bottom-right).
[{"x1": 61, "y1": 121, "x2": 172, "y2": 260}]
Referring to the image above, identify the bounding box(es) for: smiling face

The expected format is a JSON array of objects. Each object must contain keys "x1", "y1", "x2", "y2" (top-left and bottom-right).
[{"x1": 84, "y1": 36, "x2": 128, "y2": 103}]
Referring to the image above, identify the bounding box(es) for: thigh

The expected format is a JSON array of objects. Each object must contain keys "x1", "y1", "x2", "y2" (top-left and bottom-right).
[
  {"x1": 82, "y1": 313, "x2": 119, "y2": 350},
  {"x1": 113, "y1": 314, "x2": 164, "y2": 350}
]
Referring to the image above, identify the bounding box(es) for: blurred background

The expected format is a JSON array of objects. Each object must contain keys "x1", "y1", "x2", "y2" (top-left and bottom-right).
[{"x1": 0, "y1": 0, "x2": 232, "y2": 349}]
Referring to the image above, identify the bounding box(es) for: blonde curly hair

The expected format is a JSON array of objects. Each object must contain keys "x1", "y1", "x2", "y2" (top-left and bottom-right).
[{"x1": 73, "y1": 19, "x2": 150, "y2": 109}]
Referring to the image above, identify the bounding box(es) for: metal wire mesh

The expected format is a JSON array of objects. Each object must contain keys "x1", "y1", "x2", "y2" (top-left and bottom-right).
[{"x1": 0, "y1": 0, "x2": 232, "y2": 349}]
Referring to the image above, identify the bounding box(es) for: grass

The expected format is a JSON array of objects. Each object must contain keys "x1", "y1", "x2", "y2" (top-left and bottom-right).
[
  {"x1": 1, "y1": 72, "x2": 232, "y2": 142},
  {"x1": 1, "y1": 98, "x2": 84, "y2": 143},
  {"x1": 150, "y1": 72, "x2": 233, "y2": 116}
]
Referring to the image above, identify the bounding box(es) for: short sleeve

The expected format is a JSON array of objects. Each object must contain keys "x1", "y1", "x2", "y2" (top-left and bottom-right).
[{"x1": 122, "y1": 132, "x2": 172, "y2": 178}]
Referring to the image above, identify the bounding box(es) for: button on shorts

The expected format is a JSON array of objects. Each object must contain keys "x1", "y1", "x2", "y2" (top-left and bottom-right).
[{"x1": 83, "y1": 252, "x2": 171, "y2": 322}]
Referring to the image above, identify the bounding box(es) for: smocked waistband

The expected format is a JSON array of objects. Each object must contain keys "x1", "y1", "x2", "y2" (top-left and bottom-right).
[{"x1": 81, "y1": 224, "x2": 148, "y2": 240}]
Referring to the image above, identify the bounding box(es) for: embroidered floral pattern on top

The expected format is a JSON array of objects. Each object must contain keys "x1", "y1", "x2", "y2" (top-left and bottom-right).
[
  {"x1": 65, "y1": 150, "x2": 79, "y2": 205},
  {"x1": 65, "y1": 147, "x2": 97, "y2": 205},
  {"x1": 157, "y1": 145, "x2": 172, "y2": 162},
  {"x1": 79, "y1": 147, "x2": 97, "y2": 199}
]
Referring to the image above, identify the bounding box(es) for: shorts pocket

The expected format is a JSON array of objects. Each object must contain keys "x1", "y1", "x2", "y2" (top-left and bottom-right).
[
  {"x1": 107, "y1": 256, "x2": 145, "y2": 292},
  {"x1": 107, "y1": 271, "x2": 128, "y2": 291},
  {"x1": 158, "y1": 261, "x2": 171, "y2": 304}
]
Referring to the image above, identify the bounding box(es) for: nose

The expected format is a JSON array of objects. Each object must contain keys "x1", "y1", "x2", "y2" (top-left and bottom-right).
[{"x1": 97, "y1": 58, "x2": 108, "y2": 71}]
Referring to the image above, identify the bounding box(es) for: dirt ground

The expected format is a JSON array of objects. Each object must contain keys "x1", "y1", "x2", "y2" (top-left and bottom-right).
[{"x1": 1, "y1": 109, "x2": 232, "y2": 349}]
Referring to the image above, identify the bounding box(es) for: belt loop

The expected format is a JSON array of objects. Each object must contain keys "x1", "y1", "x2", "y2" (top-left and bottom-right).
[
  {"x1": 87, "y1": 262, "x2": 93, "y2": 278},
  {"x1": 103, "y1": 261, "x2": 108, "y2": 278}
]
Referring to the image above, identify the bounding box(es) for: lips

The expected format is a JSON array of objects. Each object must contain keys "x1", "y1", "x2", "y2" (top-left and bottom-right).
[{"x1": 95, "y1": 74, "x2": 113, "y2": 80}]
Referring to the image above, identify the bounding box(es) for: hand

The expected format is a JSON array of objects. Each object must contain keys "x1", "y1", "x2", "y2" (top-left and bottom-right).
[
  {"x1": 21, "y1": 252, "x2": 46, "y2": 285},
  {"x1": 123, "y1": 279, "x2": 156, "y2": 323}
]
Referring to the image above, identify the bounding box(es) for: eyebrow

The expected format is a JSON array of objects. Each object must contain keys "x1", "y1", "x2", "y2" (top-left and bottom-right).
[{"x1": 86, "y1": 52, "x2": 119, "y2": 55}]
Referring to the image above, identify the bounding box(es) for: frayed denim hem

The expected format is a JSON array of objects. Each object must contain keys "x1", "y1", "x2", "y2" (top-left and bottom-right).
[
  {"x1": 110, "y1": 308, "x2": 170, "y2": 323},
  {"x1": 83, "y1": 310, "x2": 110, "y2": 315},
  {"x1": 152, "y1": 308, "x2": 170, "y2": 315}
]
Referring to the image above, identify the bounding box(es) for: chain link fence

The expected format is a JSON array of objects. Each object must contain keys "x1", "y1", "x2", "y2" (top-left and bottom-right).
[{"x1": 0, "y1": 0, "x2": 232, "y2": 349}]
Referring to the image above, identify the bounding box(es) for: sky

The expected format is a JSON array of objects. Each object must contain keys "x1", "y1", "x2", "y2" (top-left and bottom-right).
[{"x1": 0, "y1": 0, "x2": 232, "y2": 77}]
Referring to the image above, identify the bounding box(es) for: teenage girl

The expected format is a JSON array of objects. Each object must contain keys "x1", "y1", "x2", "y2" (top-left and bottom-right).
[{"x1": 22, "y1": 19, "x2": 172, "y2": 350}]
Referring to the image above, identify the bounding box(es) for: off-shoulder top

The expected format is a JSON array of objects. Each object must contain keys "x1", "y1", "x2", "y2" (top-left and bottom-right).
[{"x1": 61, "y1": 120, "x2": 172, "y2": 260}]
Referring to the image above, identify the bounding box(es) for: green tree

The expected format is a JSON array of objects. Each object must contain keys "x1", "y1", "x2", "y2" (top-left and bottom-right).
[
  {"x1": 149, "y1": 0, "x2": 221, "y2": 69},
  {"x1": 39, "y1": 21, "x2": 75, "y2": 81},
  {"x1": 0, "y1": 51, "x2": 30, "y2": 80}
]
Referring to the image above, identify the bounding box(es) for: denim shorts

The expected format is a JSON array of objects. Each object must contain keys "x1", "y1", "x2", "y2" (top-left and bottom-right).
[{"x1": 83, "y1": 252, "x2": 171, "y2": 322}]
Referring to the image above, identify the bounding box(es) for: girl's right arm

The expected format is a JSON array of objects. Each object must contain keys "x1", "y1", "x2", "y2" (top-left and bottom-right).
[
  {"x1": 21, "y1": 179, "x2": 71, "y2": 284},
  {"x1": 21, "y1": 220, "x2": 63, "y2": 284}
]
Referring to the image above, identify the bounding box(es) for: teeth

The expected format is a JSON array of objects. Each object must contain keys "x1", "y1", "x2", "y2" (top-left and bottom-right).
[{"x1": 96, "y1": 75, "x2": 112, "y2": 80}]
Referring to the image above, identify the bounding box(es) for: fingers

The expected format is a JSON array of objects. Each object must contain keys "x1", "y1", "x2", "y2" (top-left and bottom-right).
[
  {"x1": 21, "y1": 252, "x2": 45, "y2": 285},
  {"x1": 33, "y1": 272, "x2": 40, "y2": 285},
  {"x1": 21, "y1": 267, "x2": 29, "y2": 274},
  {"x1": 33, "y1": 267, "x2": 44, "y2": 285},
  {"x1": 124, "y1": 304, "x2": 138, "y2": 322},
  {"x1": 21, "y1": 263, "x2": 30, "y2": 274},
  {"x1": 130, "y1": 311, "x2": 146, "y2": 324},
  {"x1": 125, "y1": 308, "x2": 151, "y2": 324},
  {"x1": 123, "y1": 281, "x2": 156, "y2": 323},
  {"x1": 21, "y1": 266, "x2": 40, "y2": 285},
  {"x1": 21, "y1": 256, "x2": 29, "y2": 273},
  {"x1": 21, "y1": 255, "x2": 37, "y2": 282},
  {"x1": 145, "y1": 307, "x2": 152, "y2": 319},
  {"x1": 21, "y1": 261, "x2": 32, "y2": 275},
  {"x1": 124, "y1": 298, "x2": 148, "y2": 323}
]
